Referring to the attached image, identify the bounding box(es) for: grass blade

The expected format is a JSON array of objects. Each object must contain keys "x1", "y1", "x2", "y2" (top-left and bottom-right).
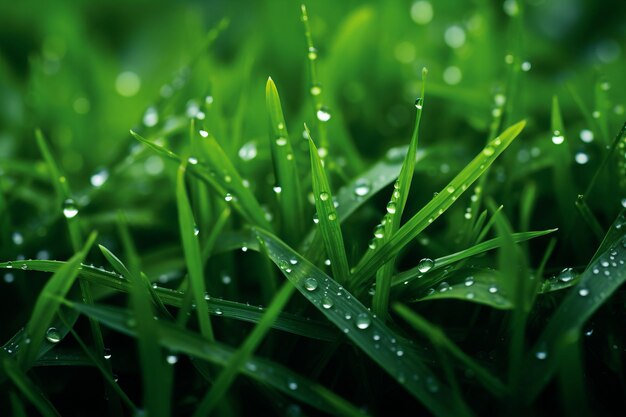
[
  {"x1": 70, "y1": 302, "x2": 366, "y2": 417},
  {"x1": 266, "y1": 77, "x2": 304, "y2": 245},
  {"x1": 352, "y1": 121, "x2": 526, "y2": 290},
  {"x1": 177, "y1": 163, "x2": 214, "y2": 340},
  {"x1": 307, "y1": 126, "x2": 351, "y2": 284},
  {"x1": 254, "y1": 228, "x2": 462, "y2": 417},
  {"x1": 373, "y1": 68, "x2": 427, "y2": 319},
  {"x1": 17, "y1": 232, "x2": 96, "y2": 369},
  {"x1": 521, "y1": 214, "x2": 626, "y2": 403},
  {"x1": 0, "y1": 260, "x2": 337, "y2": 342}
]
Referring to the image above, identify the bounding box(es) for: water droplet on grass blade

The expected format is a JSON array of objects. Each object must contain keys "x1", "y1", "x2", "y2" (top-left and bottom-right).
[
  {"x1": 321, "y1": 296, "x2": 333, "y2": 309},
  {"x1": 238, "y1": 141, "x2": 258, "y2": 161},
  {"x1": 355, "y1": 313, "x2": 371, "y2": 330},
  {"x1": 386, "y1": 201, "x2": 397, "y2": 214},
  {"x1": 578, "y1": 287, "x2": 590, "y2": 297},
  {"x1": 316, "y1": 107, "x2": 331, "y2": 122},
  {"x1": 303, "y1": 277, "x2": 318, "y2": 291},
  {"x1": 319, "y1": 192, "x2": 329, "y2": 201},
  {"x1": 142, "y1": 106, "x2": 159, "y2": 127},
  {"x1": 46, "y1": 327, "x2": 61, "y2": 343},
  {"x1": 166, "y1": 355, "x2": 178, "y2": 365},
  {"x1": 417, "y1": 258, "x2": 434, "y2": 273},
  {"x1": 551, "y1": 130, "x2": 565, "y2": 145},
  {"x1": 354, "y1": 179, "x2": 371, "y2": 196},
  {"x1": 90, "y1": 169, "x2": 109, "y2": 187},
  {"x1": 557, "y1": 268, "x2": 575, "y2": 282},
  {"x1": 103, "y1": 348, "x2": 112, "y2": 359},
  {"x1": 62, "y1": 199, "x2": 79, "y2": 219}
]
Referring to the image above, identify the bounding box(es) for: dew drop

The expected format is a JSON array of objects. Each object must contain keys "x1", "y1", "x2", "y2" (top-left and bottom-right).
[
  {"x1": 374, "y1": 225, "x2": 385, "y2": 239},
  {"x1": 199, "y1": 129, "x2": 209, "y2": 138},
  {"x1": 488, "y1": 285, "x2": 498, "y2": 294},
  {"x1": 415, "y1": 97, "x2": 423, "y2": 110},
  {"x1": 580, "y1": 129, "x2": 594, "y2": 143},
  {"x1": 275, "y1": 137, "x2": 287, "y2": 146},
  {"x1": 316, "y1": 107, "x2": 331, "y2": 122},
  {"x1": 288, "y1": 380, "x2": 298, "y2": 390},
  {"x1": 355, "y1": 313, "x2": 371, "y2": 330},
  {"x1": 238, "y1": 141, "x2": 258, "y2": 161},
  {"x1": 321, "y1": 296, "x2": 334, "y2": 309},
  {"x1": 354, "y1": 179, "x2": 371, "y2": 196},
  {"x1": 307, "y1": 47, "x2": 318, "y2": 60},
  {"x1": 103, "y1": 348, "x2": 112, "y2": 360},
  {"x1": 551, "y1": 130, "x2": 565, "y2": 145},
  {"x1": 303, "y1": 277, "x2": 318, "y2": 291},
  {"x1": 319, "y1": 192, "x2": 330, "y2": 201},
  {"x1": 578, "y1": 287, "x2": 590, "y2": 297},
  {"x1": 535, "y1": 351, "x2": 547, "y2": 360},
  {"x1": 417, "y1": 258, "x2": 434, "y2": 273},
  {"x1": 482, "y1": 147, "x2": 494, "y2": 156},
  {"x1": 166, "y1": 354, "x2": 178, "y2": 365},
  {"x1": 386, "y1": 201, "x2": 397, "y2": 214},
  {"x1": 310, "y1": 84, "x2": 322, "y2": 96},
  {"x1": 46, "y1": 327, "x2": 61, "y2": 343},
  {"x1": 90, "y1": 169, "x2": 109, "y2": 187},
  {"x1": 142, "y1": 106, "x2": 159, "y2": 127},
  {"x1": 464, "y1": 276, "x2": 475, "y2": 287},
  {"x1": 62, "y1": 199, "x2": 79, "y2": 219},
  {"x1": 575, "y1": 152, "x2": 589, "y2": 165},
  {"x1": 557, "y1": 268, "x2": 575, "y2": 283},
  {"x1": 224, "y1": 193, "x2": 234, "y2": 202}
]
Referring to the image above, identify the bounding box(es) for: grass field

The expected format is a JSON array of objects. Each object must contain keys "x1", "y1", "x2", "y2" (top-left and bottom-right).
[{"x1": 1, "y1": 0, "x2": 625, "y2": 416}]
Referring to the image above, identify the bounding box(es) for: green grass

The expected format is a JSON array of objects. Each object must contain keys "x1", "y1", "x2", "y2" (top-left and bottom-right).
[{"x1": 1, "y1": 1, "x2": 625, "y2": 416}]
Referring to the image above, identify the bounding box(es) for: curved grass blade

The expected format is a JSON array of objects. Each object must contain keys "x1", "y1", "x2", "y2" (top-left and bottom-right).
[
  {"x1": 307, "y1": 126, "x2": 350, "y2": 285},
  {"x1": 70, "y1": 302, "x2": 366, "y2": 417},
  {"x1": 177, "y1": 163, "x2": 214, "y2": 340},
  {"x1": 408, "y1": 267, "x2": 513, "y2": 309},
  {"x1": 393, "y1": 229, "x2": 556, "y2": 287},
  {"x1": 374, "y1": 72, "x2": 425, "y2": 317},
  {"x1": 1, "y1": 354, "x2": 61, "y2": 417},
  {"x1": 192, "y1": 281, "x2": 296, "y2": 416},
  {"x1": 393, "y1": 303, "x2": 507, "y2": 397},
  {"x1": 521, "y1": 219, "x2": 626, "y2": 403},
  {"x1": 254, "y1": 228, "x2": 462, "y2": 417},
  {"x1": 17, "y1": 232, "x2": 96, "y2": 369},
  {"x1": 0, "y1": 260, "x2": 337, "y2": 342},
  {"x1": 266, "y1": 77, "x2": 304, "y2": 245},
  {"x1": 352, "y1": 121, "x2": 527, "y2": 290}
]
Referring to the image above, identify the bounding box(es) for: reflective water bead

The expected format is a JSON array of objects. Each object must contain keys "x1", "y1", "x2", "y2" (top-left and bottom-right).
[
  {"x1": 46, "y1": 327, "x2": 61, "y2": 343},
  {"x1": 310, "y1": 84, "x2": 322, "y2": 96},
  {"x1": 464, "y1": 276, "x2": 475, "y2": 287},
  {"x1": 557, "y1": 268, "x2": 575, "y2": 283},
  {"x1": 303, "y1": 277, "x2": 318, "y2": 291},
  {"x1": 578, "y1": 287, "x2": 590, "y2": 297},
  {"x1": 355, "y1": 313, "x2": 371, "y2": 330},
  {"x1": 386, "y1": 201, "x2": 397, "y2": 214},
  {"x1": 166, "y1": 355, "x2": 178, "y2": 365},
  {"x1": 328, "y1": 213, "x2": 337, "y2": 221},
  {"x1": 319, "y1": 192, "x2": 329, "y2": 201},
  {"x1": 275, "y1": 137, "x2": 287, "y2": 146},
  {"x1": 354, "y1": 179, "x2": 371, "y2": 196},
  {"x1": 90, "y1": 169, "x2": 109, "y2": 187},
  {"x1": 142, "y1": 106, "x2": 159, "y2": 127},
  {"x1": 417, "y1": 258, "x2": 434, "y2": 273},
  {"x1": 580, "y1": 129, "x2": 594, "y2": 143},
  {"x1": 224, "y1": 193, "x2": 234, "y2": 202},
  {"x1": 488, "y1": 285, "x2": 498, "y2": 294},
  {"x1": 238, "y1": 141, "x2": 258, "y2": 161},
  {"x1": 62, "y1": 199, "x2": 79, "y2": 219},
  {"x1": 307, "y1": 46, "x2": 318, "y2": 60},
  {"x1": 316, "y1": 107, "x2": 331, "y2": 122},
  {"x1": 415, "y1": 97, "x2": 423, "y2": 110},
  {"x1": 551, "y1": 130, "x2": 564, "y2": 145},
  {"x1": 321, "y1": 296, "x2": 333, "y2": 309}
]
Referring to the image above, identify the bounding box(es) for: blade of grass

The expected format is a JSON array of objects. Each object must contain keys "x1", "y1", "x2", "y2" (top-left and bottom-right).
[
  {"x1": 393, "y1": 303, "x2": 507, "y2": 397},
  {"x1": 17, "y1": 232, "x2": 96, "y2": 369},
  {"x1": 352, "y1": 121, "x2": 526, "y2": 290},
  {"x1": 177, "y1": 163, "x2": 214, "y2": 340},
  {"x1": 0, "y1": 260, "x2": 337, "y2": 342},
  {"x1": 254, "y1": 227, "x2": 462, "y2": 417},
  {"x1": 521, "y1": 214, "x2": 626, "y2": 403},
  {"x1": 373, "y1": 68, "x2": 427, "y2": 319},
  {"x1": 70, "y1": 301, "x2": 366, "y2": 417},
  {"x1": 192, "y1": 281, "x2": 296, "y2": 416},
  {"x1": 306, "y1": 125, "x2": 350, "y2": 285},
  {"x1": 266, "y1": 77, "x2": 304, "y2": 245}
]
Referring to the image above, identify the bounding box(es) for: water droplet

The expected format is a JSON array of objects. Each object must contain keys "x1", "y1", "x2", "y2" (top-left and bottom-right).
[
  {"x1": 313, "y1": 213, "x2": 319, "y2": 224},
  {"x1": 307, "y1": 47, "x2": 318, "y2": 60},
  {"x1": 592, "y1": 110, "x2": 601, "y2": 119},
  {"x1": 199, "y1": 130, "x2": 209, "y2": 138},
  {"x1": 580, "y1": 129, "x2": 594, "y2": 143},
  {"x1": 46, "y1": 327, "x2": 61, "y2": 343},
  {"x1": 310, "y1": 84, "x2": 322, "y2": 96},
  {"x1": 551, "y1": 130, "x2": 564, "y2": 145},
  {"x1": 142, "y1": 106, "x2": 159, "y2": 127},
  {"x1": 316, "y1": 107, "x2": 331, "y2": 122},
  {"x1": 11, "y1": 232, "x2": 23, "y2": 246},
  {"x1": 328, "y1": 213, "x2": 337, "y2": 221},
  {"x1": 193, "y1": 226, "x2": 200, "y2": 236},
  {"x1": 535, "y1": 350, "x2": 547, "y2": 360},
  {"x1": 488, "y1": 285, "x2": 498, "y2": 294},
  {"x1": 319, "y1": 192, "x2": 330, "y2": 201},
  {"x1": 557, "y1": 268, "x2": 575, "y2": 283},
  {"x1": 104, "y1": 348, "x2": 112, "y2": 360},
  {"x1": 465, "y1": 292, "x2": 476, "y2": 299},
  {"x1": 238, "y1": 141, "x2": 258, "y2": 161},
  {"x1": 224, "y1": 193, "x2": 234, "y2": 202},
  {"x1": 521, "y1": 61, "x2": 532, "y2": 72},
  {"x1": 482, "y1": 147, "x2": 494, "y2": 156},
  {"x1": 621, "y1": 198, "x2": 626, "y2": 208},
  {"x1": 415, "y1": 97, "x2": 423, "y2": 110},
  {"x1": 386, "y1": 201, "x2": 397, "y2": 214},
  {"x1": 464, "y1": 276, "x2": 475, "y2": 287},
  {"x1": 438, "y1": 282, "x2": 451, "y2": 292},
  {"x1": 188, "y1": 157, "x2": 198, "y2": 165},
  {"x1": 275, "y1": 137, "x2": 287, "y2": 147},
  {"x1": 396, "y1": 349, "x2": 404, "y2": 357},
  {"x1": 303, "y1": 277, "x2": 318, "y2": 291},
  {"x1": 215, "y1": 308, "x2": 223, "y2": 315},
  {"x1": 578, "y1": 287, "x2": 590, "y2": 297},
  {"x1": 417, "y1": 258, "x2": 434, "y2": 273},
  {"x1": 575, "y1": 152, "x2": 589, "y2": 165},
  {"x1": 374, "y1": 224, "x2": 385, "y2": 239},
  {"x1": 355, "y1": 313, "x2": 371, "y2": 330},
  {"x1": 62, "y1": 199, "x2": 79, "y2": 219},
  {"x1": 288, "y1": 380, "x2": 298, "y2": 390},
  {"x1": 321, "y1": 296, "x2": 334, "y2": 309},
  {"x1": 273, "y1": 186, "x2": 282, "y2": 194},
  {"x1": 354, "y1": 179, "x2": 371, "y2": 196}
]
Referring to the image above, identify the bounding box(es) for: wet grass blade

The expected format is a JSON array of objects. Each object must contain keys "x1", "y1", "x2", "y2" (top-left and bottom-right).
[
  {"x1": 266, "y1": 77, "x2": 304, "y2": 245},
  {"x1": 2, "y1": 354, "x2": 61, "y2": 417},
  {"x1": 393, "y1": 303, "x2": 507, "y2": 397},
  {"x1": 17, "y1": 232, "x2": 96, "y2": 369},
  {"x1": 0, "y1": 260, "x2": 337, "y2": 341},
  {"x1": 70, "y1": 302, "x2": 365, "y2": 417},
  {"x1": 307, "y1": 126, "x2": 350, "y2": 285},
  {"x1": 373, "y1": 68, "x2": 427, "y2": 319},
  {"x1": 254, "y1": 228, "x2": 462, "y2": 417},
  {"x1": 177, "y1": 164, "x2": 214, "y2": 340},
  {"x1": 352, "y1": 121, "x2": 526, "y2": 290},
  {"x1": 392, "y1": 229, "x2": 555, "y2": 287},
  {"x1": 521, "y1": 214, "x2": 626, "y2": 403},
  {"x1": 193, "y1": 281, "x2": 296, "y2": 416}
]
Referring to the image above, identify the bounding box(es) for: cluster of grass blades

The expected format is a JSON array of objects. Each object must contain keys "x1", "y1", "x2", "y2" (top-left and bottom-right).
[{"x1": 1, "y1": 1, "x2": 625, "y2": 416}]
